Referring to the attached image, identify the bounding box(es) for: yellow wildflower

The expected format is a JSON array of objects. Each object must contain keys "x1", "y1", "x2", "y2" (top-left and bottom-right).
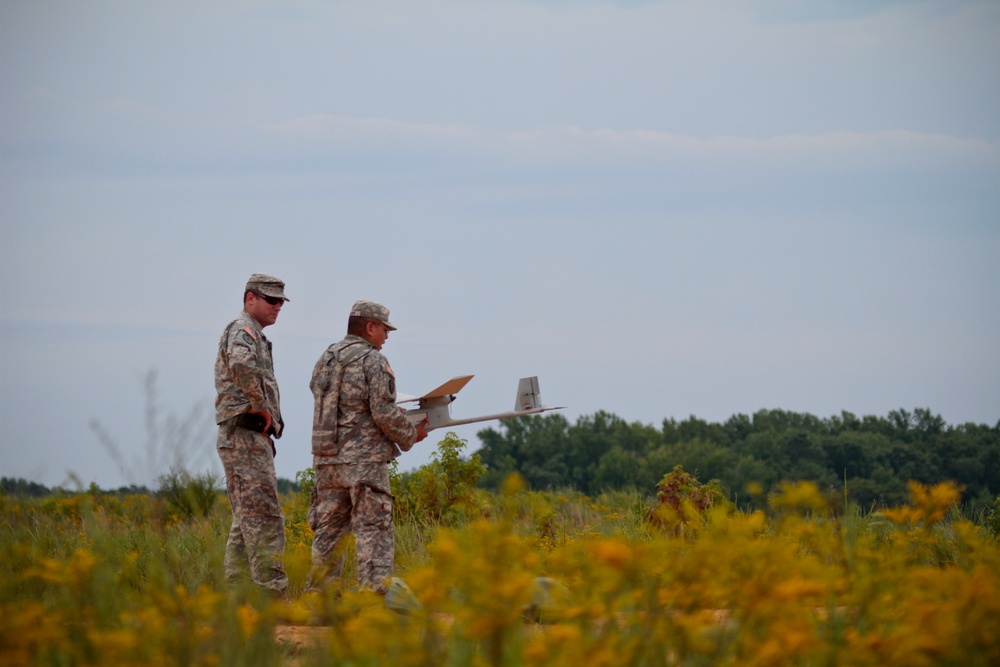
[
  {"x1": 235, "y1": 603, "x2": 259, "y2": 639},
  {"x1": 590, "y1": 539, "x2": 631, "y2": 569}
]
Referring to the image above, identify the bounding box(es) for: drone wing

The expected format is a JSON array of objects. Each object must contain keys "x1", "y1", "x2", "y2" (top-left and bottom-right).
[
  {"x1": 399, "y1": 375, "x2": 563, "y2": 431},
  {"x1": 396, "y1": 375, "x2": 474, "y2": 404}
]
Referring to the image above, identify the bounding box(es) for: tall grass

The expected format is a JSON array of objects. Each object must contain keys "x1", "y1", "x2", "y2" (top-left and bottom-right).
[{"x1": 2, "y1": 448, "x2": 999, "y2": 665}]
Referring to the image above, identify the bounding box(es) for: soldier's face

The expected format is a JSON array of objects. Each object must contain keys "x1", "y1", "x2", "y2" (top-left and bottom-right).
[
  {"x1": 366, "y1": 321, "x2": 389, "y2": 350},
  {"x1": 246, "y1": 292, "x2": 283, "y2": 328}
]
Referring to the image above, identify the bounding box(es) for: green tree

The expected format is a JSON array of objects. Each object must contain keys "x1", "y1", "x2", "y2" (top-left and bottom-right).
[
  {"x1": 478, "y1": 414, "x2": 572, "y2": 491},
  {"x1": 595, "y1": 445, "x2": 635, "y2": 490},
  {"x1": 0, "y1": 477, "x2": 51, "y2": 497},
  {"x1": 474, "y1": 407, "x2": 997, "y2": 512}
]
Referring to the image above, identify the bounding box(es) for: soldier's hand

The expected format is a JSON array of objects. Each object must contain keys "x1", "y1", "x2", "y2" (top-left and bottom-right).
[
  {"x1": 415, "y1": 418, "x2": 429, "y2": 443},
  {"x1": 249, "y1": 409, "x2": 273, "y2": 434}
]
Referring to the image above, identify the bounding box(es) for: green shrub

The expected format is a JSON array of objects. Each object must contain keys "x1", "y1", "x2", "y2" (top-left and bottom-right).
[
  {"x1": 393, "y1": 432, "x2": 487, "y2": 525},
  {"x1": 156, "y1": 469, "x2": 220, "y2": 522}
]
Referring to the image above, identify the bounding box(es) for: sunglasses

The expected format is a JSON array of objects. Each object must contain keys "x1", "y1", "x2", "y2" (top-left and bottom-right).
[{"x1": 254, "y1": 292, "x2": 284, "y2": 306}]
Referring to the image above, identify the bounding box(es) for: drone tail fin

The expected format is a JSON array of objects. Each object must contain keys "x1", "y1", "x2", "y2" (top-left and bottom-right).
[{"x1": 515, "y1": 376, "x2": 543, "y2": 412}]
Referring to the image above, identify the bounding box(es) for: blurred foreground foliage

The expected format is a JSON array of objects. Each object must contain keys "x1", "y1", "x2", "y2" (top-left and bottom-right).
[{"x1": 2, "y1": 433, "x2": 1000, "y2": 665}]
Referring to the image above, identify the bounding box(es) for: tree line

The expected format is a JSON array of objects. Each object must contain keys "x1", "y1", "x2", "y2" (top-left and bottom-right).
[
  {"x1": 475, "y1": 408, "x2": 1000, "y2": 512},
  {"x1": 0, "y1": 476, "x2": 303, "y2": 498},
  {"x1": 6, "y1": 406, "x2": 997, "y2": 512}
]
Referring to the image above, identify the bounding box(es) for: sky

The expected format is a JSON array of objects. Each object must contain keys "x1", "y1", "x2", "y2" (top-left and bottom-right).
[{"x1": 1, "y1": 0, "x2": 998, "y2": 490}]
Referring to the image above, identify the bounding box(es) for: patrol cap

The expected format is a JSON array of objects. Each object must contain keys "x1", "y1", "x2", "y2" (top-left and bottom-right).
[
  {"x1": 350, "y1": 299, "x2": 396, "y2": 330},
  {"x1": 245, "y1": 273, "x2": 289, "y2": 301}
]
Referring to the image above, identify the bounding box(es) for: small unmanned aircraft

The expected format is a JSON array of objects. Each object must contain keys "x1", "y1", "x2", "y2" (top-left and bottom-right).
[{"x1": 396, "y1": 375, "x2": 563, "y2": 431}]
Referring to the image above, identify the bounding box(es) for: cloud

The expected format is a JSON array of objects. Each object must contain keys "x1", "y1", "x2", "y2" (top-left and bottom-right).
[
  {"x1": 271, "y1": 113, "x2": 471, "y2": 140},
  {"x1": 504, "y1": 126, "x2": 1000, "y2": 170},
  {"x1": 6, "y1": 83, "x2": 997, "y2": 179}
]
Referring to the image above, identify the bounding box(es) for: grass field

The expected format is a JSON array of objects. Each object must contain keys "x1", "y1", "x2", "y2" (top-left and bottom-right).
[{"x1": 2, "y1": 445, "x2": 999, "y2": 666}]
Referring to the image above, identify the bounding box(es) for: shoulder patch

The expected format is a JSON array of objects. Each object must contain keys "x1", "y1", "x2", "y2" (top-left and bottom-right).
[
  {"x1": 384, "y1": 361, "x2": 396, "y2": 379},
  {"x1": 240, "y1": 326, "x2": 257, "y2": 345}
]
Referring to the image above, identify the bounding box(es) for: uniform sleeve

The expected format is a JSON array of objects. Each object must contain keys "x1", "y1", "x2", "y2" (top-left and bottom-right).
[
  {"x1": 226, "y1": 328, "x2": 269, "y2": 413},
  {"x1": 365, "y1": 353, "x2": 419, "y2": 451}
]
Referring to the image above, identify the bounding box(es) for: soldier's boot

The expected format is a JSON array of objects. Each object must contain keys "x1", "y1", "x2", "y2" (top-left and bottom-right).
[
  {"x1": 305, "y1": 551, "x2": 346, "y2": 593},
  {"x1": 358, "y1": 559, "x2": 393, "y2": 596}
]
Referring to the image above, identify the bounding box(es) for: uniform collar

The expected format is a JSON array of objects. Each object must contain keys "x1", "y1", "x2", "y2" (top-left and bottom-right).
[
  {"x1": 239, "y1": 310, "x2": 266, "y2": 337},
  {"x1": 342, "y1": 334, "x2": 373, "y2": 348}
]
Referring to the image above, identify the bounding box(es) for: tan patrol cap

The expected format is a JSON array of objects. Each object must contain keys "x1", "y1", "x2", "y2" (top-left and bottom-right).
[
  {"x1": 350, "y1": 300, "x2": 396, "y2": 330},
  {"x1": 245, "y1": 273, "x2": 289, "y2": 301}
]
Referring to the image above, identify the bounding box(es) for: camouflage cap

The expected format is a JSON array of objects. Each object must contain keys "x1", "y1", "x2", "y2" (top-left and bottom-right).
[
  {"x1": 245, "y1": 273, "x2": 289, "y2": 301},
  {"x1": 350, "y1": 299, "x2": 396, "y2": 330}
]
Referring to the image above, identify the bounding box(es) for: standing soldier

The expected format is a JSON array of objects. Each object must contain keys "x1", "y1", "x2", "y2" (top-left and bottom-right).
[
  {"x1": 215, "y1": 273, "x2": 290, "y2": 598},
  {"x1": 308, "y1": 300, "x2": 428, "y2": 595}
]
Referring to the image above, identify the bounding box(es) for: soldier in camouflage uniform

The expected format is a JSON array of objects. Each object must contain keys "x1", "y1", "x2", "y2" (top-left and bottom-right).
[
  {"x1": 308, "y1": 300, "x2": 428, "y2": 594},
  {"x1": 215, "y1": 273, "x2": 290, "y2": 597}
]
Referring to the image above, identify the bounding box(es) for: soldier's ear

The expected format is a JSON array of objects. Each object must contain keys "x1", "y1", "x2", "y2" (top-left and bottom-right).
[{"x1": 361, "y1": 320, "x2": 376, "y2": 342}]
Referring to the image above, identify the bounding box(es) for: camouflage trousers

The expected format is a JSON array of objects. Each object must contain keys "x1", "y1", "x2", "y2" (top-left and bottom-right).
[
  {"x1": 217, "y1": 421, "x2": 289, "y2": 596},
  {"x1": 307, "y1": 462, "x2": 394, "y2": 594}
]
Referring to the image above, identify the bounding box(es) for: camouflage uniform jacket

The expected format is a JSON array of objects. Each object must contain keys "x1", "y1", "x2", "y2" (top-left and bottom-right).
[
  {"x1": 215, "y1": 310, "x2": 284, "y2": 438},
  {"x1": 311, "y1": 335, "x2": 418, "y2": 465}
]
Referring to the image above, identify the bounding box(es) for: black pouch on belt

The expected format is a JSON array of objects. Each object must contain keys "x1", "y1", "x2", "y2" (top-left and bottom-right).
[{"x1": 235, "y1": 412, "x2": 268, "y2": 434}]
